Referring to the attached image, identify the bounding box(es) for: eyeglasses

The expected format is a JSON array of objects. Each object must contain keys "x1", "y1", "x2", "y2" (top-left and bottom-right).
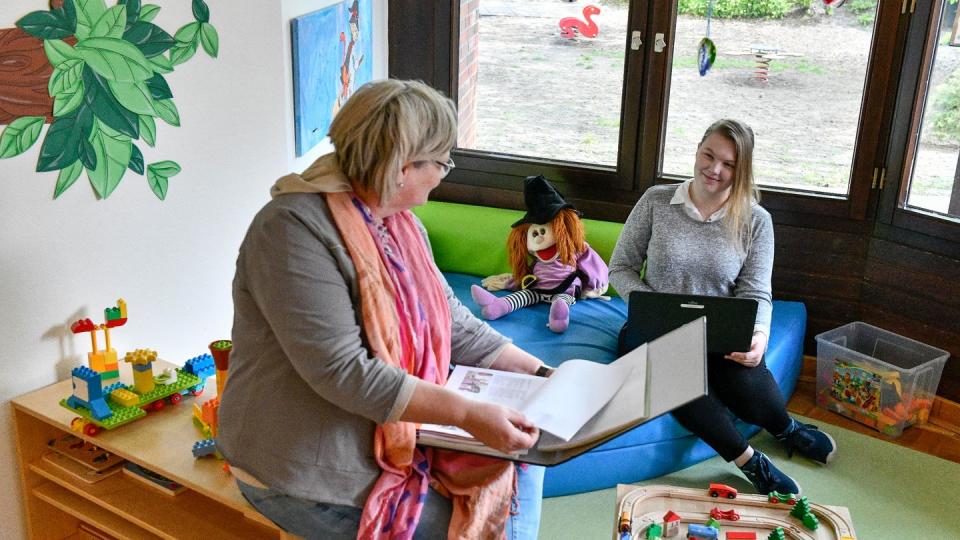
[{"x1": 434, "y1": 158, "x2": 456, "y2": 178}]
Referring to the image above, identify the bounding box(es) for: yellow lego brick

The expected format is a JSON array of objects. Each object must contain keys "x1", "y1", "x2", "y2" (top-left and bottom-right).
[
  {"x1": 124, "y1": 348, "x2": 158, "y2": 365},
  {"x1": 110, "y1": 387, "x2": 139, "y2": 407}
]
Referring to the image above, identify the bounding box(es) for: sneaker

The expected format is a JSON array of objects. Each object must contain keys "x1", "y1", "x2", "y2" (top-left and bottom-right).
[
  {"x1": 739, "y1": 450, "x2": 801, "y2": 496},
  {"x1": 777, "y1": 418, "x2": 837, "y2": 465}
]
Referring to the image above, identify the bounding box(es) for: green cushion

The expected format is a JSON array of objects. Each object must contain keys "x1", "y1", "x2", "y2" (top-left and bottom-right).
[{"x1": 412, "y1": 201, "x2": 624, "y2": 282}]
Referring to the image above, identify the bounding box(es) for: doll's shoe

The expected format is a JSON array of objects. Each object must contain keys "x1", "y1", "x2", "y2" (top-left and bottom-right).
[
  {"x1": 548, "y1": 298, "x2": 570, "y2": 333},
  {"x1": 471, "y1": 285, "x2": 512, "y2": 320}
]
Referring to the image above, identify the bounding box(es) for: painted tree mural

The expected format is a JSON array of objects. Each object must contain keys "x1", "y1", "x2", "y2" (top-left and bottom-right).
[{"x1": 0, "y1": 0, "x2": 219, "y2": 200}]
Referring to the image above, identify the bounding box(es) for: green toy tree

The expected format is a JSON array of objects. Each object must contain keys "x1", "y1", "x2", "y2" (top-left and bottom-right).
[
  {"x1": 790, "y1": 496, "x2": 811, "y2": 519},
  {"x1": 767, "y1": 527, "x2": 786, "y2": 540},
  {"x1": 790, "y1": 496, "x2": 820, "y2": 531},
  {"x1": 0, "y1": 0, "x2": 219, "y2": 200}
]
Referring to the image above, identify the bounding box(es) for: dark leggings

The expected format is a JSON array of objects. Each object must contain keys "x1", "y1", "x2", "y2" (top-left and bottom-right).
[{"x1": 671, "y1": 353, "x2": 792, "y2": 462}]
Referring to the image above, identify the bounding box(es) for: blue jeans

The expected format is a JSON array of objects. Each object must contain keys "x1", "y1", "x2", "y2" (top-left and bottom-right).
[{"x1": 236, "y1": 463, "x2": 544, "y2": 539}]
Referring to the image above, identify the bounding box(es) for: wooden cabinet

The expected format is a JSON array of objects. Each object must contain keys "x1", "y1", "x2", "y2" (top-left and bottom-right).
[{"x1": 11, "y1": 362, "x2": 292, "y2": 539}]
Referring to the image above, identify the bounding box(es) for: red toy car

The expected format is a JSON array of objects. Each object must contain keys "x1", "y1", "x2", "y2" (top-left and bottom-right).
[
  {"x1": 708, "y1": 483, "x2": 738, "y2": 499},
  {"x1": 710, "y1": 507, "x2": 741, "y2": 521}
]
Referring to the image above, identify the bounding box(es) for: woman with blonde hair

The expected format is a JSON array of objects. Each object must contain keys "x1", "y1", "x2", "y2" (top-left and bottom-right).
[
  {"x1": 218, "y1": 79, "x2": 547, "y2": 539},
  {"x1": 609, "y1": 119, "x2": 836, "y2": 496}
]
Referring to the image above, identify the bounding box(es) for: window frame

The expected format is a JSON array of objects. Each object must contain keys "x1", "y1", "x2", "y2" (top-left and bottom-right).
[
  {"x1": 880, "y1": 0, "x2": 960, "y2": 246},
  {"x1": 388, "y1": 1, "x2": 916, "y2": 225}
]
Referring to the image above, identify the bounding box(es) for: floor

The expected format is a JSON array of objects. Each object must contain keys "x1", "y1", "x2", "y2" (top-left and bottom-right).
[{"x1": 785, "y1": 356, "x2": 960, "y2": 464}]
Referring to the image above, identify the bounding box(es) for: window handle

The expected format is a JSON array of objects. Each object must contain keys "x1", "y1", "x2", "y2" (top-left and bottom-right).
[
  {"x1": 654, "y1": 33, "x2": 666, "y2": 53},
  {"x1": 631, "y1": 31, "x2": 642, "y2": 51}
]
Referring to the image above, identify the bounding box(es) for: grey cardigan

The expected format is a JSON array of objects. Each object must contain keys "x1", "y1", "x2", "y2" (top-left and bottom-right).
[
  {"x1": 217, "y1": 193, "x2": 510, "y2": 507},
  {"x1": 609, "y1": 184, "x2": 774, "y2": 337}
]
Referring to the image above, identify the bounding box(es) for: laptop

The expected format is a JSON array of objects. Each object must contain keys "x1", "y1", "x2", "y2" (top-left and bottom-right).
[{"x1": 619, "y1": 291, "x2": 758, "y2": 355}]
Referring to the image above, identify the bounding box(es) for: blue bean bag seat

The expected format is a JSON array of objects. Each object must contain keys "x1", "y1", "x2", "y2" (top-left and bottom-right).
[
  {"x1": 445, "y1": 273, "x2": 806, "y2": 497},
  {"x1": 414, "y1": 202, "x2": 807, "y2": 497}
]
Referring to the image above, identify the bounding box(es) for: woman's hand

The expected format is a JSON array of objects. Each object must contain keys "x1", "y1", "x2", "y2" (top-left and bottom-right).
[
  {"x1": 462, "y1": 402, "x2": 539, "y2": 455},
  {"x1": 724, "y1": 332, "x2": 768, "y2": 368}
]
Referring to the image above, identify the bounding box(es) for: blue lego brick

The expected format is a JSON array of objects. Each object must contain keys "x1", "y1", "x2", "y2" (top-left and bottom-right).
[
  {"x1": 192, "y1": 438, "x2": 219, "y2": 458},
  {"x1": 184, "y1": 353, "x2": 216, "y2": 380}
]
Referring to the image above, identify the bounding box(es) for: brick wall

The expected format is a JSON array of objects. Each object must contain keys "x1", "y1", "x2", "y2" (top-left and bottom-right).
[{"x1": 458, "y1": 0, "x2": 479, "y2": 148}]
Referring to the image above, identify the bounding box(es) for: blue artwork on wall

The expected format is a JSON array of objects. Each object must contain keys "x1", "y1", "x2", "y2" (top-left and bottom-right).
[{"x1": 291, "y1": 0, "x2": 373, "y2": 157}]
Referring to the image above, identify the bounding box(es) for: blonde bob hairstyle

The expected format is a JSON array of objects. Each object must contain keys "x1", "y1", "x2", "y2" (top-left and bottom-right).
[
  {"x1": 328, "y1": 79, "x2": 457, "y2": 204},
  {"x1": 699, "y1": 119, "x2": 759, "y2": 255}
]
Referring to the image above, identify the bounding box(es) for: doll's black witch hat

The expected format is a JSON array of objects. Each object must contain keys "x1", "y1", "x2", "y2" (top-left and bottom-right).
[{"x1": 511, "y1": 175, "x2": 581, "y2": 227}]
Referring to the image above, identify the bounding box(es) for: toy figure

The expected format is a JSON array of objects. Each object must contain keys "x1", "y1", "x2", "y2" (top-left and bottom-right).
[{"x1": 471, "y1": 175, "x2": 609, "y2": 333}]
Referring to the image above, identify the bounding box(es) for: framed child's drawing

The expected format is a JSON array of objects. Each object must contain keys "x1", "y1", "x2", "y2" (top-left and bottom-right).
[{"x1": 291, "y1": 0, "x2": 372, "y2": 157}]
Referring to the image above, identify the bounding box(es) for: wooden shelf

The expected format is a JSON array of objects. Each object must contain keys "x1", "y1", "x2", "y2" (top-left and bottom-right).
[
  {"x1": 12, "y1": 360, "x2": 293, "y2": 540},
  {"x1": 32, "y1": 483, "x2": 162, "y2": 540}
]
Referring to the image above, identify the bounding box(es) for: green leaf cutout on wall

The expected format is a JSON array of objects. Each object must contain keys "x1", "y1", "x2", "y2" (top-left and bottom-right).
[
  {"x1": 74, "y1": 0, "x2": 108, "y2": 41},
  {"x1": 90, "y1": 5, "x2": 126, "y2": 39},
  {"x1": 128, "y1": 143, "x2": 144, "y2": 174},
  {"x1": 0, "y1": 117, "x2": 46, "y2": 159},
  {"x1": 36, "y1": 104, "x2": 94, "y2": 171},
  {"x1": 87, "y1": 119, "x2": 133, "y2": 199},
  {"x1": 199, "y1": 23, "x2": 218, "y2": 58},
  {"x1": 44, "y1": 38, "x2": 80, "y2": 66},
  {"x1": 16, "y1": 9, "x2": 77, "y2": 40},
  {"x1": 3, "y1": 0, "x2": 219, "y2": 200},
  {"x1": 192, "y1": 0, "x2": 210, "y2": 24},
  {"x1": 153, "y1": 98, "x2": 180, "y2": 127},
  {"x1": 139, "y1": 4, "x2": 160, "y2": 23},
  {"x1": 83, "y1": 66, "x2": 140, "y2": 138},
  {"x1": 119, "y1": 0, "x2": 141, "y2": 27},
  {"x1": 138, "y1": 114, "x2": 156, "y2": 147},
  {"x1": 146, "y1": 160, "x2": 181, "y2": 200},
  {"x1": 123, "y1": 21, "x2": 175, "y2": 58},
  {"x1": 75, "y1": 37, "x2": 153, "y2": 82},
  {"x1": 54, "y1": 160, "x2": 84, "y2": 198}
]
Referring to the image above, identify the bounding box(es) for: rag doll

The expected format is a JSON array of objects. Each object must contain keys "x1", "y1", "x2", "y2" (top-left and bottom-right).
[{"x1": 471, "y1": 175, "x2": 609, "y2": 333}]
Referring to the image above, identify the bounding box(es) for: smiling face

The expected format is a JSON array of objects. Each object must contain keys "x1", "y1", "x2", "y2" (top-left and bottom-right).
[
  {"x1": 693, "y1": 131, "x2": 738, "y2": 200},
  {"x1": 526, "y1": 222, "x2": 558, "y2": 262}
]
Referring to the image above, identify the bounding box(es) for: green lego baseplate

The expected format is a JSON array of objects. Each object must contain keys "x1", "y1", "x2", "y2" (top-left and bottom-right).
[{"x1": 61, "y1": 368, "x2": 203, "y2": 430}]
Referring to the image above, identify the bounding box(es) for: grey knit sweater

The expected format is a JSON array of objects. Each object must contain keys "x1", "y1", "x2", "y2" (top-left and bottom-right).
[{"x1": 609, "y1": 184, "x2": 774, "y2": 337}]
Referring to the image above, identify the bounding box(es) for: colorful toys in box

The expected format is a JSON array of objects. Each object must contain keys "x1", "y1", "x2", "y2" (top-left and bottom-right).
[
  {"x1": 61, "y1": 299, "x2": 209, "y2": 436},
  {"x1": 815, "y1": 322, "x2": 948, "y2": 437}
]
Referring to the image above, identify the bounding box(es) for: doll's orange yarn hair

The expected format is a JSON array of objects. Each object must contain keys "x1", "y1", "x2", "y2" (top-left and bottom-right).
[{"x1": 507, "y1": 209, "x2": 586, "y2": 286}]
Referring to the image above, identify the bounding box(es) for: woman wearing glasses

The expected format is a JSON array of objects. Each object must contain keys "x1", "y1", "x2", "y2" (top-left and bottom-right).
[{"x1": 218, "y1": 80, "x2": 549, "y2": 539}]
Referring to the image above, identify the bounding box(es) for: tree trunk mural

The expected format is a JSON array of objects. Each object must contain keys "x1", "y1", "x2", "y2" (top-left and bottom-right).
[
  {"x1": 0, "y1": 2, "x2": 64, "y2": 123},
  {"x1": 0, "y1": 28, "x2": 56, "y2": 124}
]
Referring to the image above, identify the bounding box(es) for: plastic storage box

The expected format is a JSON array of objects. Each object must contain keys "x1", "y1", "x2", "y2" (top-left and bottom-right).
[{"x1": 815, "y1": 322, "x2": 948, "y2": 437}]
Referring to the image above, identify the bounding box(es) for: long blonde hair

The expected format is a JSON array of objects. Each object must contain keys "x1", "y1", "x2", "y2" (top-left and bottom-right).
[
  {"x1": 699, "y1": 119, "x2": 759, "y2": 255},
  {"x1": 328, "y1": 79, "x2": 457, "y2": 204}
]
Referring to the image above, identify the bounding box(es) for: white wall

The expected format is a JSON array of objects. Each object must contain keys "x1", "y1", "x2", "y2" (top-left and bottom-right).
[{"x1": 0, "y1": 1, "x2": 387, "y2": 537}]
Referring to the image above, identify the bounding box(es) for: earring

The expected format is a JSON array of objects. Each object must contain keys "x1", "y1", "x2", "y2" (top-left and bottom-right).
[{"x1": 399, "y1": 181, "x2": 405, "y2": 188}]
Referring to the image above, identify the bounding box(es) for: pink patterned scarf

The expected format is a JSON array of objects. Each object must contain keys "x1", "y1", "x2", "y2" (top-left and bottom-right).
[{"x1": 324, "y1": 192, "x2": 515, "y2": 539}]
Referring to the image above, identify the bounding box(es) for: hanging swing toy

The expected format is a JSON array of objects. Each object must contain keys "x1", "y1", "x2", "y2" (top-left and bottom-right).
[{"x1": 697, "y1": 0, "x2": 717, "y2": 76}]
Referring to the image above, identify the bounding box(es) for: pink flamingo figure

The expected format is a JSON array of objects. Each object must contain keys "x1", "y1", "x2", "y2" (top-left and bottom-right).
[{"x1": 558, "y1": 5, "x2": 601, "y2": 39}]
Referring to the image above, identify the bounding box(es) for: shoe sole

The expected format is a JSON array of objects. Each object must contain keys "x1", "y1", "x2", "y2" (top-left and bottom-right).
[{"x1": 818, "y1": 431, "x2": 838, "y2": 465}]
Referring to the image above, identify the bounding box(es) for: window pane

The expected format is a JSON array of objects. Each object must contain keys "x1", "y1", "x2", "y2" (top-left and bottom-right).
[
  {"x1": 457, "y1": 1, "x2": 627, "y2": 166},
  {"x1": 906, "y1": 1, "x2": 960, "y2": 219},
  {"x1": 662, "y1": 2, "x2": 878, "y2": 195}
]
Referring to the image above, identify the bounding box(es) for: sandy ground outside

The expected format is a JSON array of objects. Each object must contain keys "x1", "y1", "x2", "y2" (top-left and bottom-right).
[{"x1": 469, "y1": 0, "x2": 960, "y2": 214}]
